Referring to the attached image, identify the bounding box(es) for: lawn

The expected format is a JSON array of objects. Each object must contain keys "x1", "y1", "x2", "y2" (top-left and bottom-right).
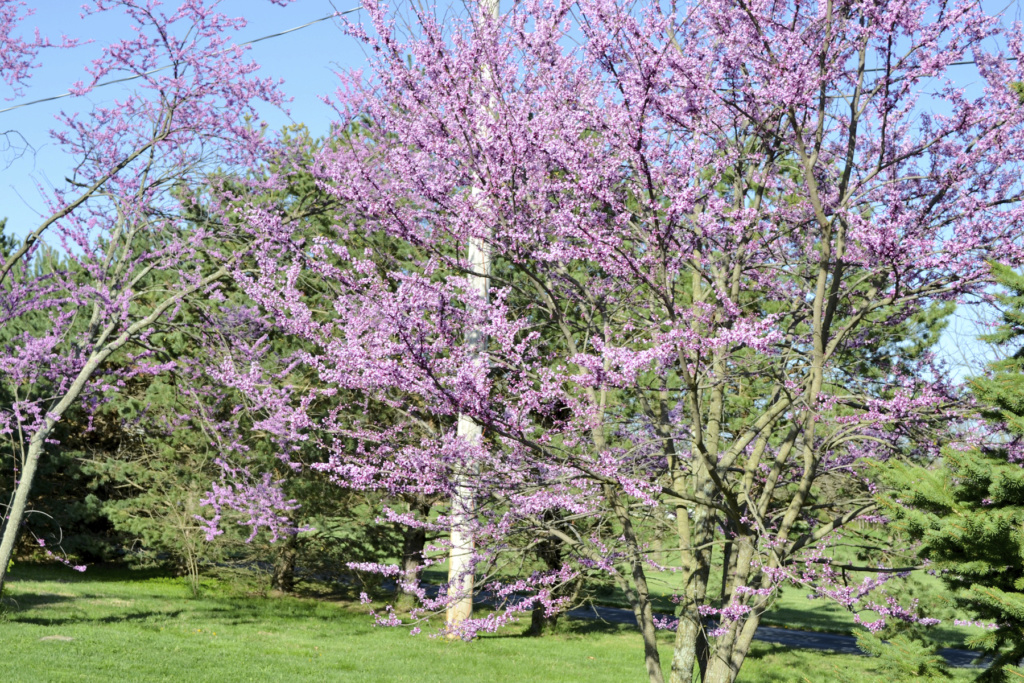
[
  {"x1": 419, "y1": 523, "x2": 987, "y2": 650},
  {"x1": 579, "y1": 564, "x2": 989, "y2": 650},
  {"x1": 0, "y1": 564, "x2": 981, "y2": 682}
]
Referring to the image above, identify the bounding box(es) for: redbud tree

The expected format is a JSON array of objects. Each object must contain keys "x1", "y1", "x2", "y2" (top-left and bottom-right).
[
  {"x1": 0, "y1": 0, "x2": 290, "y2": 596},
  {"x1": 213, "y1": 0, "x2": 1024, "y2": 680}
]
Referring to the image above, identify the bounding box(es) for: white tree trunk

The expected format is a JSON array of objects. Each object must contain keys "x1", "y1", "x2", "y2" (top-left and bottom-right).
[
  {"x1": 445, "y1": 0, "x2": 499, "y2": 636},
  {"x1": 446, "y1": 220, "x2": 491, "y2": 632},
  {"x1": 445, "y1": 413, "x2": 483, "y2": 629}
]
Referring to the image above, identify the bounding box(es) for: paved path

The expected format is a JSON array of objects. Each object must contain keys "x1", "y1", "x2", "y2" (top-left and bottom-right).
[
  {"x1": 565, "y1": 604, "x2": 985, "y2": 669},
  {"x1": 393, "y1": 579, "x2": 984, "y2": 668}
]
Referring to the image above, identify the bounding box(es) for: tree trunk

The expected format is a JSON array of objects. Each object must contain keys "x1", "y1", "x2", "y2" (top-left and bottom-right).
[
  {"x1": 652, "y1": 534, "x2": 666, "y2": 567},
  {"x1": 445, "y1": 432, "x2": 478, "y2": 631},
  {"x1": 526, "y1": 524, "x2": 568, "y2": 636},
  {"x1": 703, "y1": 538, "x2": 759, "y2": 683},
  {"x1": 0, "y1": 436, "x2": 43, "y2": 598},
  {"x1": 397, "y1": 497, "x2": 429, "y2": 611},
  {"x1": 184, "y1": 545, "x2": 202, "y2": 597},
  {"x1": 528, "y1": 604, "x2": 560, "y2": 636},
  {"x1": 719, "y1": 534, "x2": 732, "y2": 601},
  {"x1": 446, "y1": 0, "x2": 498, "y2": 635},
  {"x1": 271, "y1": 533, "x2": 298, "y2": 593},
  {"x1": 402, "y1": 526, "x2": 426, "y2": 582},
  {"x1": 704, "y1": 610, "x2": 762, "y2": 683},
  {"x1": 628, "y1": 549, "x2": 666, "y2": 683},
  {"x1": 669, "y1": 480, "x2": 715, "y2": 683},
  {"x1": 670, "y1": 607, "x2": 709, "y2": 683},
  {"x1": 606, "y1": 484, "x2": 665, "y2": 683}
]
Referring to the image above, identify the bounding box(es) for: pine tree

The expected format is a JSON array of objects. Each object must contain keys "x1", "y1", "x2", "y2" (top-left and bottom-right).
[
  {"x1": 1, "y1": 222, "x2": 122, "y2": 564},
  {"x1": 882, "y1": 263, "x2": 1024, "y2": 681}
]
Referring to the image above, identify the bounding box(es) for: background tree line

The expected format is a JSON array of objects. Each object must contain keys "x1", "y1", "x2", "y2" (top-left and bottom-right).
[{"x1": 4, "y1": 2, "x2": 1024, "y2": 683}]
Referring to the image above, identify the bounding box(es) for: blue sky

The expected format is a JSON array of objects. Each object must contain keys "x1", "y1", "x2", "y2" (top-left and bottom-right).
[
  {"x1": 0, "y1": 0, "x2": 370, "y2": 237},
  {"x1": 0, "y1": 0, "x2": 1018, "y2": 374},
  {"x1": 2, "y1": 0, "x2": 1017, "y2": 239}
]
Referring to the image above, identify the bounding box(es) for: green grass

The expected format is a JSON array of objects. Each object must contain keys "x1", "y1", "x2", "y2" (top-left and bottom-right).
[
  {"x1": 581, "y1": 564, "x2": 987, "y2": 650},
  {"x1": 0, "y1": 565, "x2": 978, "y2": 682}
]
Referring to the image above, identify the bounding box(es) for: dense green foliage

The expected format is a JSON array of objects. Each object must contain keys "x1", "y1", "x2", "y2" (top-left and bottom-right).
[
  {"x1": 0, "y1": 142, "x2": 407, "y2": 593},
  {"x1": 883, "y1": 263, "x2": 1024, "y2": 681},
  {"x1": 0, "y1": 148, "x2": 1004, "y2": 681}
]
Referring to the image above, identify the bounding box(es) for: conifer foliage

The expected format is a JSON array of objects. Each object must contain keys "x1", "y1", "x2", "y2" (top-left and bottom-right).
[
  {"x1": 883, "y1": 263, "x2": 1024, "y2": 681},
  {"x1": 210, "y1": 2, "x2": 1024, "y2": 681},
  {"x1": 0, "y1": 0, "x2": 291, "y2": 596},
  {"x1": 5, "y1": 2, "x2": 1024, "y2": 682}
]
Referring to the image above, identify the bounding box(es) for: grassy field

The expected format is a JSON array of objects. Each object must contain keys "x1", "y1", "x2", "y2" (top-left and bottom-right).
[
  {"x1": 0, "y1": 565, "x2": 980, "y2": 683},
  {"x1": 415, "y1": 526, "x2": 986, "y2": 650},
  {"x1": 575, "y1": 565, "x2": 987, "y2": 650}
]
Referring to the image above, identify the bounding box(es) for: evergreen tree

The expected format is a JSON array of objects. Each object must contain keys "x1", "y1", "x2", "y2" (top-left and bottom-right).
[
  {"x1": 83, "y1": 129, "x2": 407, "y2": 594},
  {"x1": 1, "y1": 221, "x2": 122, "y2": 564},
  {"x1": 882, "y1": 263, "x2": 1024, "y2": 681}
]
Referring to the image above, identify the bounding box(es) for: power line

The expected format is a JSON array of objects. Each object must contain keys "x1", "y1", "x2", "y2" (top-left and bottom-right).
[
  {"x1": 0, "y1": 6, "x2": 363, "y2": 115},
  {"x1": 862, "y1": 56, "x2": 1019, "y2": 73},
  {"x1": 1, "y1": 6, "x2": 1017, "y2": 114}
]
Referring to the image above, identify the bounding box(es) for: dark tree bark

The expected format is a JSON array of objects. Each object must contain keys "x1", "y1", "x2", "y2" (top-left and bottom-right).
[
  {"x1": 397, "y1": 496, "x2": 431, "y2": 610},
  {"x1": 527, "y1": 528, "x2": 565, "y2": 636},
  {"x1": 271, "y1": 533, "x2": 298, "y2": 593}
]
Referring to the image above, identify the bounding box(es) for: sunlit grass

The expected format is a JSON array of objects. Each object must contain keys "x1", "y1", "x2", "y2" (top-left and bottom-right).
[
  {"x1": 0, "y1": 564, "x2": 978, "y2": 682},
  {"x1": 579, "y1": 563, "x2": 986, "y2": 649}
]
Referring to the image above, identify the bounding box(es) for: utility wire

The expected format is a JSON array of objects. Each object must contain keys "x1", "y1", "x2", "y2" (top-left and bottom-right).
[
  {"x1": 1, "y1": 5, "x2": 1017, "y2": 114},
  {"x1": 0, "y1": 6, "x2": 363, "y2": 115},
  {"x1": 862, "y1": 56, "x2": 1019, "y2": 73}
]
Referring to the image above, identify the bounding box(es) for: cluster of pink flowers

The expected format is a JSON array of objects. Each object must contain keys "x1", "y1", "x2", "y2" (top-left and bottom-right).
[
  {"x1": 34, "y1": 538, "x2": 85, "y2": 573},
  {"x1": 954, "y1": 619, "x2": 999, "y2": 630},
  {"x1": 4, "y1": 0, "x2": 1024, "y2": 678}
]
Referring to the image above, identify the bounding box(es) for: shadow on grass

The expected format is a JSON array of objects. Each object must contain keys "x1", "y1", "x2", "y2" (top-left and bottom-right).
[
  {"x1": 5, "y1": 573, "x2": 386, "y2": 632},
  {"x1": 7, "y1": 563, "x2": 173, "y2": 584},
  {"x1": 6, "y1": 596, "x2": 378, "y2": 630},
  {"x1": 762, "y1": 604, "x2": 969, "y2": 649},
  {"x1": 743, "y1": 642, "x2": 789, "y2": 660},
  {"x1": 11, "y1": 609, "x2": 186, "y2": 627},
  {"x1": 562, "y1": 617, "x2": 637, "y2": 637},
  {"x1": 760, "y1": 604, "x2": 853, "y2": 633},
  {"x1": 587, "y1": 584, "x2": 676, "y2": 614},
  {"x1": 1, "y1": 592, "x2": 76, "y2": 610},
  {"x1": 742, "y1": 641, "x2": 863, "y2": 682},
  {"x1": 469, "y1": 618, "x2": 639, "y2": 641}
]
